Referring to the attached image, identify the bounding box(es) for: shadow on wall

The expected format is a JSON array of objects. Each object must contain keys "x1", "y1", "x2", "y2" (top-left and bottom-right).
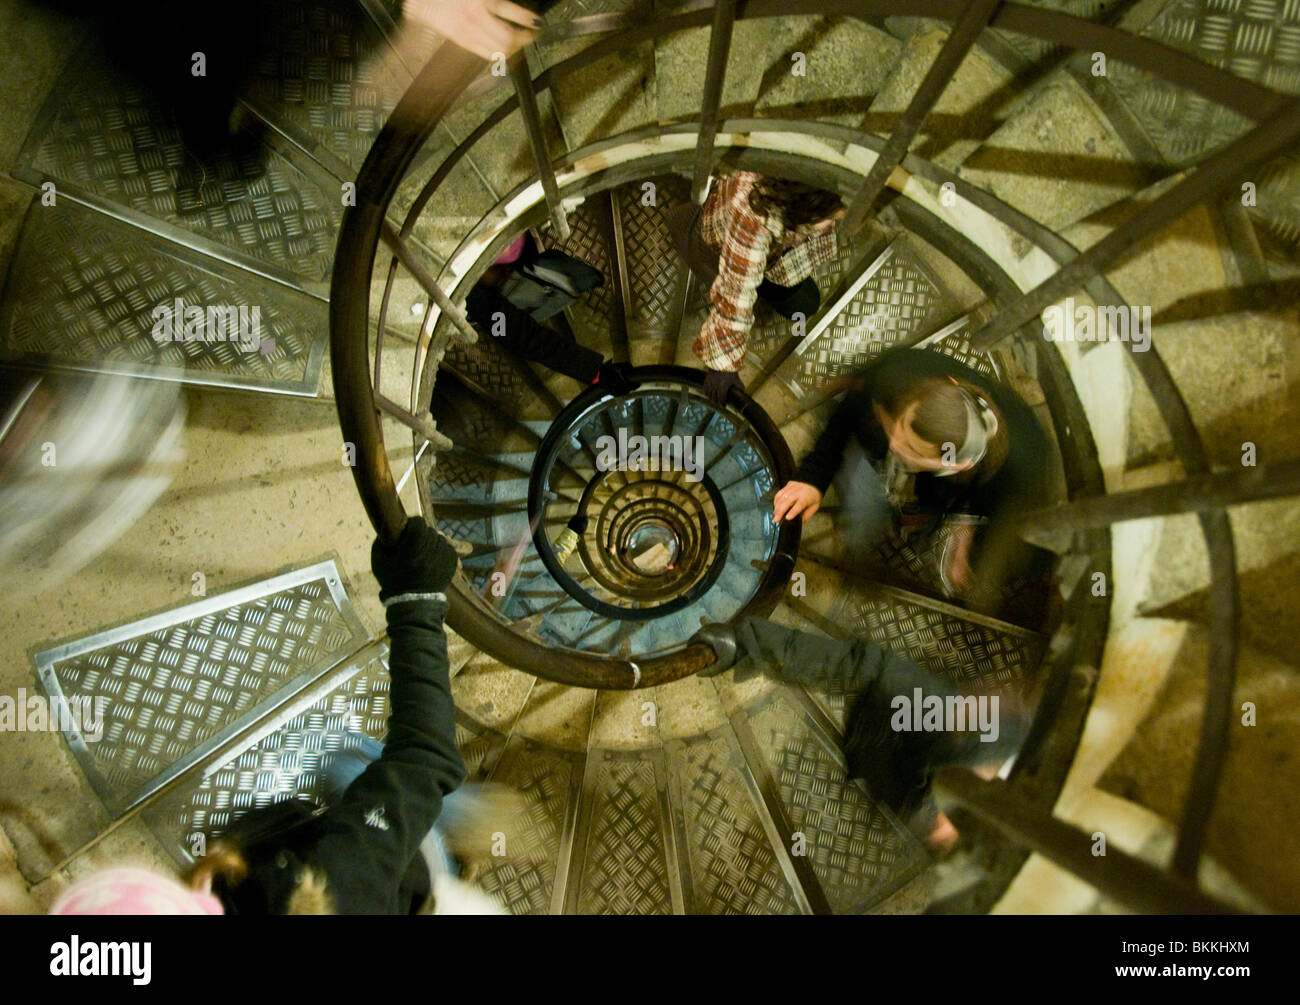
[{"x1": 1099, "y1": 624, "x2": 1300, "y2": 912}]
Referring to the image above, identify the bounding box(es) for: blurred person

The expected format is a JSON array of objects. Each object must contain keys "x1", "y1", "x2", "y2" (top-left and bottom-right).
[
  {"x1": 38, "y1": 0, "x2": 277, "y2": 163},
  {"x1": 665, "y1": 172, "x2": 845, "y2": 405},
  {"x1": 691, "y1": 618, "x2": 1027, "y2": 854},
  {"x1": 772, "y1": 347, "x2": 1048, "y2": 603},
  {"x1": 49, "y1": 867, "x2": 224, "y2": 916},
  {"x1": 0, "y1": 374, "x2": 185, "y2": 612},
  {"x1": 39, "y1": 0, "x2": 545, "y2": 185},
  {"x1": 168, "y1": 517, "x2": 511, "y2": 915}
]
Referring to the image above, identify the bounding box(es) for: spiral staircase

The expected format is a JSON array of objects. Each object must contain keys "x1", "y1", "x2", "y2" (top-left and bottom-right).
[{"x1": 1, "y1": 0, "x2": 1298, "y2": 915}]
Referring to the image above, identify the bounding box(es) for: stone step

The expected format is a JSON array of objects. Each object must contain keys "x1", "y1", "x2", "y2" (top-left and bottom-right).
[
  {"x1": 863, "y1": 26, "x2": 1018, "y2": 172},
  {"x1": 955, "y1": 72, "x2": 1154, "y2": 235}
]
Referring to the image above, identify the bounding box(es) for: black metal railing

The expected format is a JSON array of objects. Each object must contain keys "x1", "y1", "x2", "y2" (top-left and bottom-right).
[{"x1": 331, "y1": 0, "x2": 1299, "y2": 906}]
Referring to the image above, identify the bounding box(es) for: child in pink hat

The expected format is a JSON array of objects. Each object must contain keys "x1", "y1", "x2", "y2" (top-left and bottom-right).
[{"x1": 50, "y1": 866, "x2": 224, "y2": 916}]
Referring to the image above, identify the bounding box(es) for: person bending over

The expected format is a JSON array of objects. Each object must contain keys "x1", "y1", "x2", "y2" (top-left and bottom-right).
[
  {"x1": 182, "y1": 517, "x2": 491, "y2": 914},
  {"x1": 666, "y1": 172, "x2": 845, "y2": 405},
  {"x1": 773, "y1": 347, "x2": 1047, "y2": 602}
]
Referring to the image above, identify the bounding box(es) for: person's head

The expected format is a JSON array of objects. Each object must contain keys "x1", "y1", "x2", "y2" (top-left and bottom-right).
[
  {"x1": 50, "y1": 866, "x2": 225, "y2": 915},
  {"x1": 747, "y1": 176, "x2": 845, "y2": 231},
  {"x1": 873, "y1": 376, "x2": 1004, "y2": 476}
]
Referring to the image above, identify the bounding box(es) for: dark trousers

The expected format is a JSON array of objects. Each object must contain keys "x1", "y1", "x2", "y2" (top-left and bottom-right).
[
  {"x1": 757, "y1": 276, "x2": 820, "y2": 320},
  {"x1": 730, "y1": 618, "x2": 978, "y2": 817},
  {"x1": 465, "y1": 284, "x2": 603, "y2": 385}
]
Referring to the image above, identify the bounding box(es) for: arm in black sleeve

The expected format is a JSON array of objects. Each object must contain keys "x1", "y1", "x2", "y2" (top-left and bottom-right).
[
  {"x1": 466, "y1": 283, "x2": 603, "y2": 384},
  {"x1": 792, "y1": 393, "x2": 865, "y2": 492},
  {"x1": 302, "y1": 519, "x2": 466, "y2": 912},
  {"x1": 311, "y1": 595, "x2": 467, "y2": 911}
]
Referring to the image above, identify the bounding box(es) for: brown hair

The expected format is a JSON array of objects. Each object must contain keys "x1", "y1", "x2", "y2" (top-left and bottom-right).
[
  {"x1": 747, "y1": 176, "x2": 844, "y2": 231},
  {"x1": 185, "y1": 838, "x2": 337, "y2": 915},
  {"x1": 894, "y1": 377, "x2": 1008, "y2": 479},
  {"x1": 185, "y1": 838, "x2": 247, "y2": 893}
]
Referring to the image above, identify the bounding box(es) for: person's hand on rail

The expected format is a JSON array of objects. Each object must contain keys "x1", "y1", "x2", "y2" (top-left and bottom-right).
[{"x1": 407, "y1": 0, "x2": 541, "y2": 60}]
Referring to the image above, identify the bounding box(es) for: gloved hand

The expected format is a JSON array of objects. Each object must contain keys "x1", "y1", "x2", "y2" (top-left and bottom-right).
[
  {"x1": 690, "y1": 623, "x2": 739, "y2": 677},
  {"x1": 595, "y1": 360, "x2": 637, "y2": 397},
  {"x1": 371, "y1": 516, "x2": 460, "y2": 603},
  {"x1": 702, "y1": 369, "x2": 744, "y2": 407}
]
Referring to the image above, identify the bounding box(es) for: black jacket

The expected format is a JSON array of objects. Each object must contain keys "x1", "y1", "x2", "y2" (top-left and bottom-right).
[
  {"x1": 794, "y1": 348, "x2": 1047, "y2": 524},
  {"x1": 215, "y1": 595, "x2": 467, "y2": 915}
]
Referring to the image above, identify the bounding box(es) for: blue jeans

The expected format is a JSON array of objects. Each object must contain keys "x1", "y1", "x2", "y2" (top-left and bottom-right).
[
  {"x1": 322, "y1": 735, "x2": 459, "y2": 880},
  {"x1": 833, "y1": 441, "x2": 895, "y2": 558}
]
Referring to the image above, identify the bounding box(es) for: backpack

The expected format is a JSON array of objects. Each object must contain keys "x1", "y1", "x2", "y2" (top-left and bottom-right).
[{"x1": 499, "y1": 250, "x2": 604, "y2": 321}]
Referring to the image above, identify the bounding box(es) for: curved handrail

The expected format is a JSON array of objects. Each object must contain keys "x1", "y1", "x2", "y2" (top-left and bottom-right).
[
  {"x1": 331, "y1": 41, "x2": 485, "y2": 542},
  {"x1": 328, "y1": 1, "x2": 1283, "y2": 881},
  {"x1": 442, "y1": 366, "x2": 799, "y2": 689}
]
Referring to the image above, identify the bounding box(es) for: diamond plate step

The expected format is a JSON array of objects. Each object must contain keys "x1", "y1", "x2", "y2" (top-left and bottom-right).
[
  {"x1": 32, "y1": 557, "x2": 369, "y2": 817},
  {"x1": 475, "y1": 735, "x2": 584, "y2": 915},
  {"x1": 141, "y1": 644, "x2": 393, "y2": 866},
  {"x1": 1106, "y1": 0, "x2": 1299, "y2": 167},
  {"x1": 616, "y1": 177, "x2": 693, "y2": 351},
  {"x1": 664, "y1": 725, "x2": 806, "y2": 914},
  {"x1": 719, "y1": 681, "x2": 930, "y2": 913},
  {"x1": 17, "y1": 38, "x2": 343, "y2": 285},
  {"x1": 140, "y1": 638, "x2": 493, "y2": 868},
  {"x1": 768, "y1": 239, "x2": 974, "y2": 399},
  {"x1": 566, "y1": 748, "x2": 675, "y2": 914},
  {"x1": 243, "y1": 0, "x2": 414, "y2": 174},
  {"x1": 0, "y1": 200, "x2": 328, "y2": 394}
]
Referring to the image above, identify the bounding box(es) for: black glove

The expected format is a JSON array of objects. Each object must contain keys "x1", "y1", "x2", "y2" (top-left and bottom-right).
[
  {"x1": 371, "y1": 516, "x2": 460, "y2": 603},
  {"x1": 595, "y1": 360, "x2": 637, "y2": 397},
  {"x1": 690, "y1": 623, "x2": 739, "y2": 677},
  {"x1": 702, "y1": 369, "x2": 744, "y2": 407}
]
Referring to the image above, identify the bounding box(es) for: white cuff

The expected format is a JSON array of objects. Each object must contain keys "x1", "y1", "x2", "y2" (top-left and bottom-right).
[{"x1": 382, "y1": 591, "x2": 447, "y2": 608}]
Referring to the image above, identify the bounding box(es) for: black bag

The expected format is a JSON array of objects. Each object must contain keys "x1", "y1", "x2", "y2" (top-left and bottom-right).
[{"x1": 500, "y1": 250, "x2": 604, "y2": 321}]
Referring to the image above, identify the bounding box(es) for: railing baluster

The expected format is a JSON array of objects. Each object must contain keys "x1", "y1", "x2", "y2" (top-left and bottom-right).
[
  {"x1": 931, "y1": 768, "x2": 1239, "y2": 914},
  {"x1": 969, "y1": 99, "x2": 1300, "y2": 351},
  {"x1": 1019, "y1": 458, "x2": 1300, "y2": 546},
  {"x1": 1176, "y1": 511, "x2": 1240, "y2": 878},
  {"x1": 380, "y1": 223, "x2": 478, "y2": 343},
  {"x1": 843, "y1": 0, "x2": 1004, "y2": 233},
  {"x1": 375, "y1": 391, "x2": 454, "y2": 447},
  {"x1": 510, "y1": 55, "x2": 571, "y2": 240},
  {"x1": 691, "y1": 0, "x2": 737, "y2": 205},
  {"x1": 605, "y1": 190, "x2": 634, "y2": 364}
]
